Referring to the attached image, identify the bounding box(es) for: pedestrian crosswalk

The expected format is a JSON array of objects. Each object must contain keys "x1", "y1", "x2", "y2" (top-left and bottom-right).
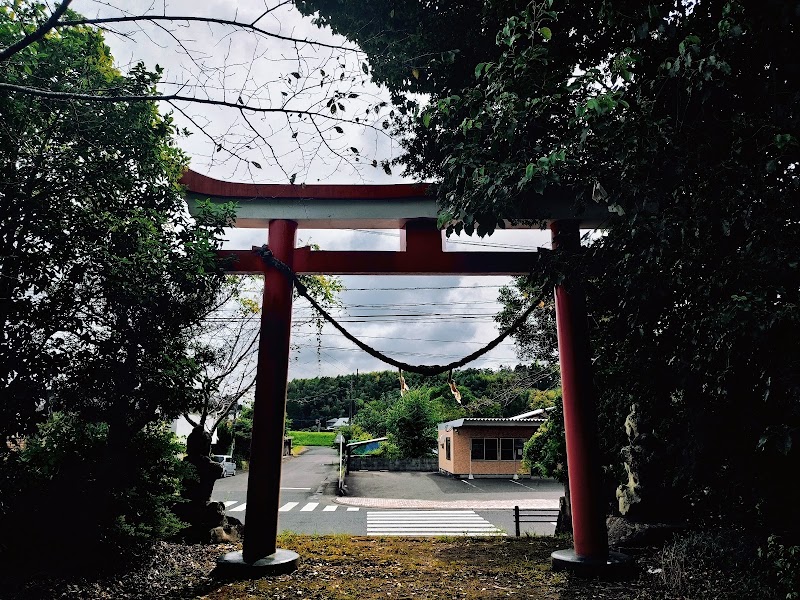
[
  {"x1": 221, "y1": 500, "x2": 360, "y2": 513},
  {"x1": 367, "y1": 510, "x2": 505, "y2": 537},
  {"x1": 221, "y1": 503, "x2": 505, "y2": 537}
]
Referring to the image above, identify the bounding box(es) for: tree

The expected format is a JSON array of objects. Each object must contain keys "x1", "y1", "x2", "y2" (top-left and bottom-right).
[
  {"x1": 0, "y1": 7, "x2": 232, "y2": 555},
  {"x1": 385, "y1": 389, "x2": 437, "y2": 459},
  {"x1": 0, "y1": 0, "x2": 397, "y2": 182},
  {"x1": 182, "y1": 276, "x2": 261, "y2": 444},
  {"x1": 184, "y1": 270, "x2": 344, "y2": 445},
  {"x1": 304, "y1": 0, "x2": 800, "y2": 540}
]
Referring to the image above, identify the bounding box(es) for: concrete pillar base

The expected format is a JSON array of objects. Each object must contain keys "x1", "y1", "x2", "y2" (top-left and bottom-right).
[
  {"x1": 214, "y1": 549, "x2": 299, "y2": 578},
  {"x1": 551, "y1": 548, "x2": 634, "y2": 578}
]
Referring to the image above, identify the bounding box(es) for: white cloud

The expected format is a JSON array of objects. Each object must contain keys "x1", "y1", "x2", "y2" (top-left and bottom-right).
[{"x1": 69, "y1": 1, "x2": 553, "y2": 379}]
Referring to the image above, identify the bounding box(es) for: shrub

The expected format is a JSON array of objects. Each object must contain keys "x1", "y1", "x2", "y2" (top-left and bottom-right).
[
  {"x1": 385, "y1": 389, "x2": 437, "y2": 459},
  {"x1": 656, "y1": 529, "x2": 775, "y2": 598},
  {"x1": 762, "y1": 535, "x2": 800, "y2": 600},
  {"x1": 6, "y1": 412, "x2": 187, "y2": 561}
]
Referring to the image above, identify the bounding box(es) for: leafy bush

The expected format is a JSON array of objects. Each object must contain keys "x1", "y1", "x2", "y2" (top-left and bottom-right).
[
  {"x1": 370, "y1": 440, "x2": 402, "y2": 458},
  {"x1": 385, "y1": 390, "x2": 438, "y2": 458},
  {"x1": 762, "y1": 535, "x2": 800, "y2": 600},
  {"x1": 7, "y1": 412, "x2": 186, "y2": 560},
  {"x1": 337, "y1": 424, "x2": 374, "y2": 444},
  {"x1": 522, "y1": 395, "x2": 566, "y2": 483}
]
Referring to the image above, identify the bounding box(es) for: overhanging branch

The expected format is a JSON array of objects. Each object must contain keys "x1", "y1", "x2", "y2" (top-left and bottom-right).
[{"x1": 0, "y1": 0, "x2": 73, "y2": 62}]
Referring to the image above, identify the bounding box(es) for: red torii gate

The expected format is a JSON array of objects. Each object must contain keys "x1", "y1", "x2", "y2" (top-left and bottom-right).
[{"x1": 181, "y1": 169, "x2": 625, "y2": 575}]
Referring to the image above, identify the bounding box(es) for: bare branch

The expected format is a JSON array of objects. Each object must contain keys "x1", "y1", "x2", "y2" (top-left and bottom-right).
[
  {"x1": 0, "y1": 82, "x2": 388, "y2": 133},
  {"x1": 56, "y1": 14, "x2": 358, "y2": 53},
  {"x1": 251, "y1": 2, "x2": 293, "y2": 26},
  {"x1": 0, "y1": 0, "x2": 73, "y2": 62}
]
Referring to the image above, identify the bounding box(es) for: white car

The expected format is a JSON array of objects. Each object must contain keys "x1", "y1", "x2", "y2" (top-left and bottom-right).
[{"x1": 211, "y1": 454, "x2": 236, "y2": 477}]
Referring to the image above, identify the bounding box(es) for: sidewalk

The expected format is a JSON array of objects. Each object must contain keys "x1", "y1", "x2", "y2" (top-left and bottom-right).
[{"x1": 334, "y1": 496, "x2": 559, "y2": 509}]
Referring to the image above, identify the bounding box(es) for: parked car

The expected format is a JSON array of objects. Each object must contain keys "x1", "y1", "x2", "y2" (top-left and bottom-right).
[{"x1": 211, "y1": 454, "x2": 236, "y2": 478}]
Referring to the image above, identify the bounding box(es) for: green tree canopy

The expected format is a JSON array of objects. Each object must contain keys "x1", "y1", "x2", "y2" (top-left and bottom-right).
[
  {"x1": 304, "y1": 0, "x2": 800, "y2": 539},
  {"x1": 0, "y1": 2, "x2": 232, "y2": 554},
  {"x1": 386, "y1": 389, "x2": 438, "y2": 459}
]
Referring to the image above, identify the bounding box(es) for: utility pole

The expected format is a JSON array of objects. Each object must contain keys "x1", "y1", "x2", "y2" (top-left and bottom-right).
[{"x1": 349, "y1": 370, "x2": 357, "y2": 422}]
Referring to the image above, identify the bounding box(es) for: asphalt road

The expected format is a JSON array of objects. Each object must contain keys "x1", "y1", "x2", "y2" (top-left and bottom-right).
[{"x1": 212, "y1": 447, "x2": 563, "y2": 537}]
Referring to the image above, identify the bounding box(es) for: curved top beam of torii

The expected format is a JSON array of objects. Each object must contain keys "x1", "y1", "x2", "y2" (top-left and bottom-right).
[{"x1": 180, "y1": 169, "x2": 605, "y2": 275}]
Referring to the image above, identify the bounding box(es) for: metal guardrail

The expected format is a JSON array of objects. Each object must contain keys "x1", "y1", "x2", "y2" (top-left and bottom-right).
[{"x1": 513, "y1": 505, "x2": 561, "y2": 537}]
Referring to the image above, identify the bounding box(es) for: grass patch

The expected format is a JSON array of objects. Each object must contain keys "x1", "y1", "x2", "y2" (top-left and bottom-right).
[
  {"x1": 287, "y1": 430, "x2": 336, "y2": 446},
  {"x1": 205, "y1": 536, "x2": 570, "y2": 600}
]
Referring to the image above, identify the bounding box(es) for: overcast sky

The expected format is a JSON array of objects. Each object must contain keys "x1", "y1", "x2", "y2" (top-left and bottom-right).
[{"x1": 71, "y1": 0, "x2": 553, "y2": 380}]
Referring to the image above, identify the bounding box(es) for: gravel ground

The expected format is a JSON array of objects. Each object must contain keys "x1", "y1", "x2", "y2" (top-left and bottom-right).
[
  {"x1": 0, "y1": 533, "x2": 778, "y2": 599},
  {"x1": 1, "y1": 541, "x2": 233, "y2": 600}
]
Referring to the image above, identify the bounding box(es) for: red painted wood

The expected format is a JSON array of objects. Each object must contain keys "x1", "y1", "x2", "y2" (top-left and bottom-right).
[
  {"x1": 218, "y1": 248, "x2": 538, "y2": 276},
  {"x1": 551, "y1": 220, "x2": 608, "y2": 560},
  {"x1": 217, "y1": 220, "x2": 540, "y2": 275},
  {"x1": 242, "y1": 219, "x2": 297, "y2": 563},
  {"x1": 180, "y1": 168, "x2": 430, "y2": 200}
]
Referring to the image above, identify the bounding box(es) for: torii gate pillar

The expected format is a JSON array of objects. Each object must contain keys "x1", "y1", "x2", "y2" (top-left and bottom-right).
[
  {"x1": 550, "y1": 220, "x2": 629, "y2": 574},
  {"x1": 217, "y1": 219, "x2": 300, "y2": 574}
]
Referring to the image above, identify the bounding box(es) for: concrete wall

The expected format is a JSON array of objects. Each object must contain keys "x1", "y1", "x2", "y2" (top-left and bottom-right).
[{"x1": 348, "y1": 456, "x2": 438, "y2": 472}]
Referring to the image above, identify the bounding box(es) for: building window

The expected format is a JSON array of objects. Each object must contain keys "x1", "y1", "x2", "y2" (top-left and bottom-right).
[
  {"x1": 484, "y1": 438, "x2": 498, "y2": 460},
  {"x1": 471, "y1": 438, "x2": 484, "y2": 460},
  {"x1": 515, "y1": 438, "x2": 526, "y2": 459},
  {"x1": 470, "y1": 437, "x2": 528, "y2": 461},
  {"x1": 471, "y1": 438, "x2": 502, "y2": 460},
  {"x1": 500, "y1": 438, "x2": 514, "y2": 461},
  {"x1": 445, "y1": 437, "x2": 451, "y2": 461}
]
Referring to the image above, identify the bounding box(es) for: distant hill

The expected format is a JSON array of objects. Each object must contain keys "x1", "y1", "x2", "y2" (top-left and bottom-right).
[{"x1": 286, "y1": 365, "x2": 559, "y2": 429}]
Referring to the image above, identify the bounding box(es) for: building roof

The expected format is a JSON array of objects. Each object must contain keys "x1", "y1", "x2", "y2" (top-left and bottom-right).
[
  {"x1": 346, "y1": 437, "x2": 389, "y2": 448},
  {"x1": 509, "y1": 407, "x2": 556, "y2": 420},
  {"x1": 438, "y1": 417, "x2": 546, "y2": 431}
]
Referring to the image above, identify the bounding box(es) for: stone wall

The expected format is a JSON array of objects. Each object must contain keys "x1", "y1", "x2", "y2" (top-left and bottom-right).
[{"x1": 348, "y1": 456, "x2": 438, "y2": 472}]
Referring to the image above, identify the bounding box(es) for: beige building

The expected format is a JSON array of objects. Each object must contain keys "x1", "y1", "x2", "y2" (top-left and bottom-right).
[{"x1": 437, "y1": 418, "x2": 546, "y2": 478}]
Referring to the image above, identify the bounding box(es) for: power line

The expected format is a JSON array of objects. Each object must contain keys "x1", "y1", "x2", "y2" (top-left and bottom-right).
[
  {"x1": 292, "y1": 343, "x2": 517, "y2": 362},
  {"x1": 291, "y1": 331, "x2": 508, "y2": 346},
  {"x1": 336, "y1": 284, "x2": 510, "y2": 291}
]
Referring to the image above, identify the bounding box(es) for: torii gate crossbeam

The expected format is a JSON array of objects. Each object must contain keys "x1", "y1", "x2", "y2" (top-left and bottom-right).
[{"x1": 181, "y1": 170, "x2": 622, "y2": 576}]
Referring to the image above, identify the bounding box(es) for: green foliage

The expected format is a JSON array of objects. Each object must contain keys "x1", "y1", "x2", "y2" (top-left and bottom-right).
[
  {"x1": 286, "y1": 430, "x2": 337, "y2": 447},
  {"x1": 522, "y1": 394, "x2": 566, "y2": 483},
  {"x1": 287, "y1": 366, "x2": 554, "y2": 428},
  {"x1": 371, "y1": 440, "x2": 402, "y2": 459},
  {"x1": 337, "y1": 424, "x2": 373, "y2": 444},
  {"x1": 307, "y1": 0, "x2": 800, "y2": 541},
  {"x1": 762, "y1": 536, "x2": 800, "y2": 600},
  {"x1": 9, "y1": 413, "x2": 186, "y2": 557},
  {"x1": 385, "y1": 389, "x2": 438, "y2": 459},
  {"x1": 0, "y1": 2, "x2": 231, "y2": 556}
]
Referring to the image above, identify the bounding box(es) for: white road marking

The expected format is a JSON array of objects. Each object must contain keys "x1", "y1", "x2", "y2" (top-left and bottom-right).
[
  {"x1": 509, "y1": 479, "x2": 537, "y2": 491},
  {"x1": 280, "y1": 487, "x2": 312, "y2": 491},
  {"x1": 229, "y1": 502, "x2": 247, "y2": 512},
  {"x1": 460, "y1": 479, "x2": 480, "y2": 489},
  {"x1": 223, "y1": 501, "x2": 238, "y2": 507},
  {"x1": 367, "y1": 510, "x2": 504, "y2": 537},
  {"x1": 323, "y1": 505, "x2": 338, "y2": 512},
  {"x1": 300, "y1": 502, "x2": 319, "y2": 512},
  {"x1": 278, "y1": 501, "x2": 299, "y2": 512},
  {"x1": 346, "y1": 507, "x2": 360, "y2": 512}
]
